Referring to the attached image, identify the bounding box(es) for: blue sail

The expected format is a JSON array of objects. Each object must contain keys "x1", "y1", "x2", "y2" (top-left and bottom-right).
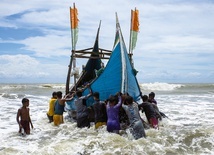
[{"x1": 66, "y1": 15, "x2": 142, "y2": 110}]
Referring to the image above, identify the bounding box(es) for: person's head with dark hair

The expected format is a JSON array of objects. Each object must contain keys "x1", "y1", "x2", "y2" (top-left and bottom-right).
[
  {"x1": 114, "y1": 95, "x2": 119, "y2": 103},
  {"x1": 148, "y1": 92, "x2": 157, "y2": 104},
  {"x1": 142, "y1": 95, "x2": 148, "y2": 102},
  {"x1": 108, "y1": 95, "x2": 117, "y2": 106},
  {"x1": 124, "y1": 92, "x2": 130, "y2": 96},
  {"x1": 22, "y1": 98, "x2": 29, "y2": 104},
  {"x1": 125, "y1": 96, "x2": 133, "y2": 105},
  {"x1": 22, "y1": 98, "x2": 29, "y2": 107},
  {"x1": 108, "y1": 95, "x2": 114, "y2": 102},
  {"x1": 149, "y1": 92, "x2": 155, "y2": 98},
  {"x1": 52, "y1": 92, "x2": 57, "y2": 98},
  {"x1": 76, "y1": 91, "x2": 82, "y2": 98},
  {"x1": 56, "y1": 91, "x2": 62, "y2": 98},
  {"x1": 93, "y1": 92, "x2": 100, "y2": 100},
  {"x1": 122, "y1": 92, "x2": 130, "y2": 104}
]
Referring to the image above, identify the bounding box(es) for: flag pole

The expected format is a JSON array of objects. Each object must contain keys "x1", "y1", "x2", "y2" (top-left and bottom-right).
[
  {"x1": 66, "y1": 3, "x2": 78, "y2": 94},
  {"x1": 129, "y1": 9, "x2": 134, "y2": 66},
  {"x1": 128, "y1": 8, "x2": 139, "y2": 67},
  {"x1": 72, "y1": 3, "x2": 77, "y2": 91}
]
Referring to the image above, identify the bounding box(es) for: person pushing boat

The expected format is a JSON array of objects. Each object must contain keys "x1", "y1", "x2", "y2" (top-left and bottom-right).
[
  {"x1": 53, "y1": 91, "x2": 66, "y2": 126},
  {"x1": 122, "y1": 95, "x2": 146, "y2": 139},
  {"x1": 139, "y1": 95, "x2": 159, "y2": 129},
  {"x1": 91, "y1": 92, "x2": 107, "y2": 129},
  {"x1": 106, "y1": 93, "x2": 122, "y2": 134},
  {"x1": 47, "y1": 91, "x2": 57, "y2": 123},
  {"x1": 75, "y1": 84, "x2": 93, "y2": 128}
]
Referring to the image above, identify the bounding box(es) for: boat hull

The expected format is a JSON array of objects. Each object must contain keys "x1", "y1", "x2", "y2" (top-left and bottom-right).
[{"x1": 66, "y1": 20, "x2": 142, "y2": 110}]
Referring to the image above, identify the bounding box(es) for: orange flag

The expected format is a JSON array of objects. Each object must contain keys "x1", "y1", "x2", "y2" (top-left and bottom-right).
[
  {"x1": 70, "y1": 4, "x2": 79, "y2": 50},
  {"x1": 131, "y1": 9, "x2": 139, "y2": 32},
  {"x1": 70, "y1": 7, "x2": 78, "y2": 29},
  {"x1": 129, "y1": 8, "x2": 139, "y2": 53}
]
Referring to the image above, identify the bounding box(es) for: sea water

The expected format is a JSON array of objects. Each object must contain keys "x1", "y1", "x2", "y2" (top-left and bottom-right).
[{"x1": 0, "y1": 83, "x2": 213, "y2": 155}]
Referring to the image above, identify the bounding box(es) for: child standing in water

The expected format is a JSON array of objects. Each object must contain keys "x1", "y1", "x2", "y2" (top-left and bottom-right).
[{"x1": 16, "y1": 98, "x2": 33, "y2": 135}]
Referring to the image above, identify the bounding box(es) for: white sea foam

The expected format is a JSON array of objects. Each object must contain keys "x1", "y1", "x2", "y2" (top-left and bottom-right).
[
  {"x1": 0, "y1": 83, "x2": 214, "y2": 155},
  {"x1": 140, "y1": 82, "x2": 183, "y2": 91}
]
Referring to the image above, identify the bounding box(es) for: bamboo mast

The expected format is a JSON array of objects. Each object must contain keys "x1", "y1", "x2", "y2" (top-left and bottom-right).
[
  {"x1": 66, "y1": 3, "x2": 78, "y2": 94},
  {"x1": 128, "y1": 8, "x2": 139, "y2": 67},
  {"x1": 72, "y1": 3, "x2": 77, "y2": 91},
  {"x1": 128, "y1": 9, "x2": 133, "y2": 62}
]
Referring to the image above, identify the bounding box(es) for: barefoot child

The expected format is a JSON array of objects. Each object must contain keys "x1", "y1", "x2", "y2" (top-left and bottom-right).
[{"x1": 16, "y1": 98, "x2": 33, "y2": 135}]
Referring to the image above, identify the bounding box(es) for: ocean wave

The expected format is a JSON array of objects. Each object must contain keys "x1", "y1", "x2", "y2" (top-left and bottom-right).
[
  {"x1": 40, "y1": 84, "x2": 65, "y2": 89},
  {"x1": 140, "y1": 82, "x2": 183, "y2": 91},
  {"x1": 181, "y1": 83, "x2": 214, "y2": 89},
  {"x1": 0, "y1": 93, "x2": 25, "y2": 99},
  {"x1": 0, "y1": 83, "x2": 214, "y2": 154},
  {"x1": 0, "y1": 84, "x2": 65, "y2": 90},
  {"x1": 0, "y1": 85, "x2": 28, "y2": 90}
]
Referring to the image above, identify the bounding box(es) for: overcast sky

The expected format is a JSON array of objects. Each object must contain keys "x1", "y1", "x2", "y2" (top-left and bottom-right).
[{"x1": 0, "y1": 0, "x2": 213, "y2": 84}]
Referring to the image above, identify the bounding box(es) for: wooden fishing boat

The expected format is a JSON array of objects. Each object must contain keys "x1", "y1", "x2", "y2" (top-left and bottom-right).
[
  {"x1": 65, "y1": 5, "x2": 141, "y2": 111},
  {"x1": 65, "y1": 6, "x2": 170, "y2": 124},
  {"x1": 65, "y1": 22, "x2": 111, "y2": 94}
]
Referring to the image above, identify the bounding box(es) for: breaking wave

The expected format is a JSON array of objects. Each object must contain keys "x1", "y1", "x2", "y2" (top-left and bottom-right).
[
  {"x1": 139, "y1": 82, "x2": 214, "y2": 93},
  {"x1": 139, "y1": 82, "x2": 183, "y2": 91}
]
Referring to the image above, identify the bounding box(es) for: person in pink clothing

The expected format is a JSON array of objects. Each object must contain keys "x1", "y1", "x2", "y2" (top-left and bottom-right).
[
  {"x1": 106, "y1": 94, "x2": 122, "y2": 134},
  {"x1": 148, "y1": 92, "x2": 162, "y2": 120},
  {"x1": 139, "y1": 95, "x2": 158, "y2": 129}
]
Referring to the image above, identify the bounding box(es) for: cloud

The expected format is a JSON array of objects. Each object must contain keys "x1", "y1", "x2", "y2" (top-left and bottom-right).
[
  {"x1": 138, "y1": 69, "x2": 211, "y2": 83},
  {"x1": 0, "y1": 0, "x2": 214, "y2": 83},
  {"x1": 0, "y1": 55, "x2": 67, "y2": 82},
  {"x1": 138, "y1": 35, "x2": 214, "y2": 54},
  {"x1": 0, "y1": 55, "x2": 45, "y2": 77},
  {"x1": 19, "y1": 35, "x2": 71, "y2": 57}
]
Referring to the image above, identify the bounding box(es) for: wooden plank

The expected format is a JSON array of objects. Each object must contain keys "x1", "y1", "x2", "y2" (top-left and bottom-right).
[{"x1": 75, "y1": 55, "x2": 110, "y2": 59}]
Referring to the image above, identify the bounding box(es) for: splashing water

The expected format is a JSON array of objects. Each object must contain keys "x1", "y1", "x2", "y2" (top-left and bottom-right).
[{"x1": 0, "y1": 83, "x2": 214, "y2": 155}]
